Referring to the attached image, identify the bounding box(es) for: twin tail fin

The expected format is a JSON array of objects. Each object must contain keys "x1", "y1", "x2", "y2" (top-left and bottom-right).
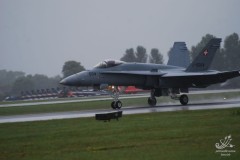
[{"x1": 185, "y1": 38, "x2": 221, "y2": 72}]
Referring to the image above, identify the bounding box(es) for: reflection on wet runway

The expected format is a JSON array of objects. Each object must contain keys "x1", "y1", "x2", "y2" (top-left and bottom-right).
[{"x1": 0, "y1": 99, "x2": 240, "y2": 123}]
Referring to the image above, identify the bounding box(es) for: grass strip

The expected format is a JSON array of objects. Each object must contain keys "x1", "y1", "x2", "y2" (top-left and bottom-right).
[{"x1": 0, "y1": 108, "x2": 239, "y2": 160}]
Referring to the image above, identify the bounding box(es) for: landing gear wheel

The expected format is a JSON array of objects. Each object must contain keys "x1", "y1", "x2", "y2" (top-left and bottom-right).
[
  {"x1": 148, "y1": 97, "x2": 157, "y2": 106},
  {"x1": 111, "y1": 101, "x2": 122, "y2": 109},
  {"x1": 111, "y1": 101, "x2": 116, "y2": 109},
  {"x1": 116, "y1": 100, "x2": 122, "y2": 109},
  {"x1": 180, "y1": 94, "x2": 188, "y2": 105}
]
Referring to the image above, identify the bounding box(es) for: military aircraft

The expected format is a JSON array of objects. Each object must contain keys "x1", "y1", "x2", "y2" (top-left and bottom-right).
[{"x1": 60, "y1": 38, "x2": 240, "y2": 109}]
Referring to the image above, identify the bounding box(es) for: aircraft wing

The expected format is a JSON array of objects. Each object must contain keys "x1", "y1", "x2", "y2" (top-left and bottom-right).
[{"x1": 101, "y1": 71, "x2": 166, "y2": 76}]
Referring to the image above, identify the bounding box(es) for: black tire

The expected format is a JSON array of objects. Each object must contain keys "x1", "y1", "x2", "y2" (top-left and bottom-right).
[
  {"x1": 116, "y1": 100, "x2": 122, "y2": 109},
  {"x1": 148, "y1": 97, "x2": 157, "y2": 106},
  {"x1": 180, "y1": 94, "x2": 188, "y2": 105},
  {"x1": 111, "y1": 101, "x2": 116, "y2": 109}
]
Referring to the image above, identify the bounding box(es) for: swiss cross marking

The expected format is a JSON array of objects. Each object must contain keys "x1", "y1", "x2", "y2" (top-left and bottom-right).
[{"x1": 203, "y1": 49, "x2": 208, "y2": 56}]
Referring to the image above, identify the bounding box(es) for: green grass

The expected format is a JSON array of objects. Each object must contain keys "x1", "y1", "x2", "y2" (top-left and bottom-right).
[
  {"x1": 0, "y1": 91, "x2": 240, "y2": 116},
  {"x1": 0, "y1": 108, "x2": 240, "y2": 160}
]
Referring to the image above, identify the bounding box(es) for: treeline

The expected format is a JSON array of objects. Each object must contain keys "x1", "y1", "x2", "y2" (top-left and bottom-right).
[
  {"x1": 1, "y1": 33, "x2": 240, "y2": 100},
  {"x1": 0, "y1": 61, "x2": 86, "y2": 100},
  {"x1": 120, "y1": 46, "x2": 164, "y2": 64},
  {"x1": 119, "y1": 33, "x2": 240, "y2": 72},
  {"x1": 0, "y1": 70, "x2": 62, "y2": 100}
]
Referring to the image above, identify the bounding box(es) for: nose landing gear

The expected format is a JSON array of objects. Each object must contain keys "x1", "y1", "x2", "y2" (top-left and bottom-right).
[
  {"x1": 110, "y1": 86, "x2": 122, "y2": 109},
  {"x1": 111, "y1": 100, "x2": 122, "y2": 109}
]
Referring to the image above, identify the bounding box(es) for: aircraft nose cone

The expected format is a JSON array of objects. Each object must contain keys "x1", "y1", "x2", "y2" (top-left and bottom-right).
[
  {"x1": 60, "y1": 79, "x2": 67, "y2": 85},
  {"x1": 60, "y1": 76, "x2": 74, "y2": 86},
  {"x1": 59, "y1": 71, "x2": 89, "y2": 86}
]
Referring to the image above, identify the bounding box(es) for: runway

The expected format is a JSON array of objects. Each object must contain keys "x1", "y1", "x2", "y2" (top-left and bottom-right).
[
  {"x1": 0, "y1": 94, "x2": 148, "y2": 108},
  {"x1": 0, "y1": 98, "x2": 240, "y2": 123},
  {"x1": 1, "y1": 89, "x2": 240, "y2": 108}
]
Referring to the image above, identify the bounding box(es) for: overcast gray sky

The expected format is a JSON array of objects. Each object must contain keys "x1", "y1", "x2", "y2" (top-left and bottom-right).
[{"x1": 0, "y1": 0, "x2": 240, "y2": 77}]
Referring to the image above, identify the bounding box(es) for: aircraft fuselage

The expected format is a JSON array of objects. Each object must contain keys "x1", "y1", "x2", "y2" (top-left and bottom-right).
[{"x1": 60, "y1": 62, "x2": 238, "y2": 89}]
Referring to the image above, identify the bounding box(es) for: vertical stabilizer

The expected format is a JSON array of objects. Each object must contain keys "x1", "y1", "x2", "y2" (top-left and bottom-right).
[
  {"x1": 186, "y1": 38, "x2": 221, "y2": 72},
  {"x1": 167, "y1": 42, "x2": 190, "y2": 68}
]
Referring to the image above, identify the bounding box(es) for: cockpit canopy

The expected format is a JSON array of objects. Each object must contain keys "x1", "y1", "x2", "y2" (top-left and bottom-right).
[{"x1": 94, "y1": 59, "x2": 125, "y2": 68}]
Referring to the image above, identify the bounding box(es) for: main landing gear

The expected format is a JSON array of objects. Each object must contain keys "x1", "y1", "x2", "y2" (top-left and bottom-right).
[
  {"x1": 147, "y1": 89, "x2": 189, "y2": 106},
  {"x1": 110, "y1": 86, "x2": 122, "y2": 109},
  {"x1": 171, "y1": 94, "x2": 189, "y2": 105},
  {"x1": 109, "y1": 87, "x2": 189, "y2": 109},
  {"x1": 179, "y1": 94, "x2": 189, "y2": 105},
  {"x1": 148, "y1": 89, "x2": 157, "y2": 106}
]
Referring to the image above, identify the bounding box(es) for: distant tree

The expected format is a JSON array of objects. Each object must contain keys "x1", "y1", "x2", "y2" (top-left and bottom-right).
[
  {"x1": 0, "y1": 70, "x2": 25, "y2": 99},
  {"x1": 11, "y1": 75, "x2": 35, "y2": 95},
  {"x1": 222, "y1": 33, "x2": 240, "y2": 70},
  {"x1": 0, "y1": 70, "x2": 25, "y2": 86},
  {"x1": 221, "y1": 31, "x2": 240, "y2": 88},
  {"x1": 211, "y1": 33, "x2": 240, "y2": 71},
  {"x1": 120, "y1": 46, "x2": 148, "y2": 63},
  {"x1": 120, "y1": 48, "x2": 136, "y2": 62},
  {"x1": 62, "y1": 61, "x2": 85, "y2": 78},
  {"x1": 135, "y1": 46, "x2": 147, "y2": 63},
  {"x1": 211, "y1": 48, "x2": 225, "y2": 71},
  {"x1": 30, "y1": 74, "x2": 61, "y2": 89},
  {"x1": 0, "y1": 69, "x2": 63, "y2": 100},
  {"x1": 149, "y1": 48, "x2": 164, "y2": 64}
]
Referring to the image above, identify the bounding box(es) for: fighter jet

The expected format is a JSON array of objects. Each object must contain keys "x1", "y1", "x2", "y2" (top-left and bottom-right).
[{"x1": 60, "y1": 38, "x2": 240, "y2": 109}]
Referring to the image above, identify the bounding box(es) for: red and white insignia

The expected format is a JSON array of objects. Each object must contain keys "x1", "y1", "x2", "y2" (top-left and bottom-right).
[{"x1": 203, "y1": 49, "x2": 208, "y2": 56}]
